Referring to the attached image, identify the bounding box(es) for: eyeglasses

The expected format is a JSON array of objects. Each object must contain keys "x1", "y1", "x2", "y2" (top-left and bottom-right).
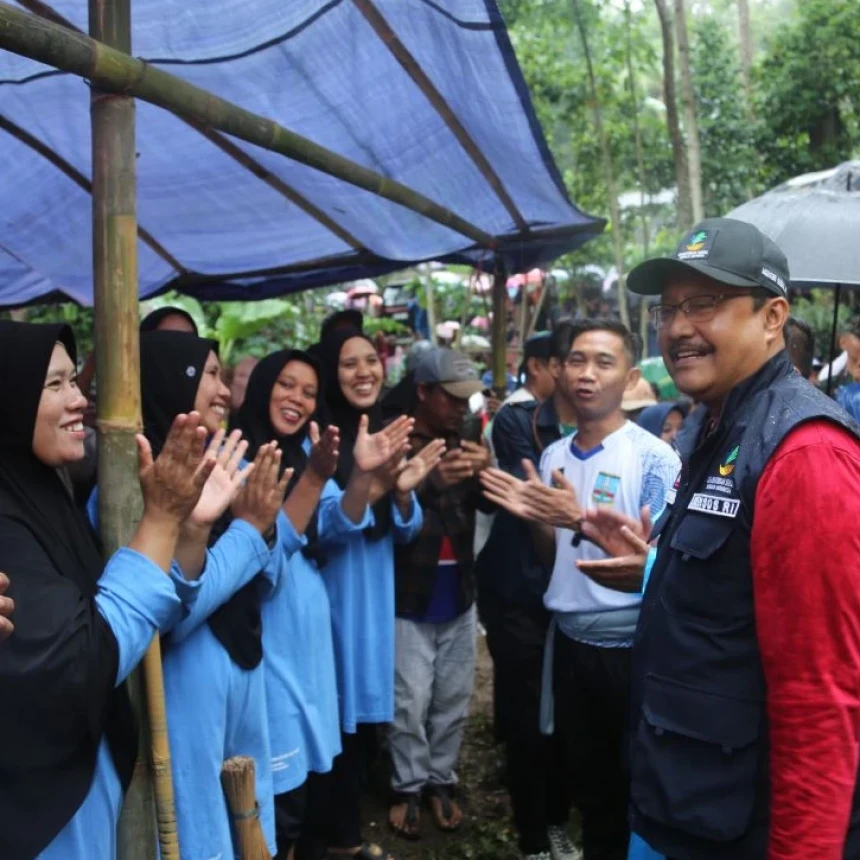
[{"x1": 649, "y1": 293, "x2": 756, "y2": 329}]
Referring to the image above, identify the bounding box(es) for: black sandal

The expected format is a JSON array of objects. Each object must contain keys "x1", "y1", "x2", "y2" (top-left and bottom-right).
[
  {"x1": 388, "y1": 792, "x2": 420, "y2": 841},
  {"x1": 425, "y1": 784, "x2": 463, "y2": 832}
]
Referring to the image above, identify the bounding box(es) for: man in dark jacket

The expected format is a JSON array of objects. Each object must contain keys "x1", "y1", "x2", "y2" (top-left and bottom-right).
[
  {"x1": 589, "y1": 218, "x2": 860, "y2": 860},
  {"x1": 388, "y1": 348, "x2": 491, "y2": 838},
  {"x1": 475, "y1": 323, "x2": 580, "y2": 860}
]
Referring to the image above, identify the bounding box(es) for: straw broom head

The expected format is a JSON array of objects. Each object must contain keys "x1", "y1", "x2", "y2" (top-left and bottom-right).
[{"x1": 221, "y1": 756, "x2": 272, "y2": 860}]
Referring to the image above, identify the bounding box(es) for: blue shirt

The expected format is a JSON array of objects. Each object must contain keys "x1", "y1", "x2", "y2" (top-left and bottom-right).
[
  {"x1": 320, "y1": 495, "x2": 423, "y2": 732},
  {"x1": 263, "y1": 483, "x2": 371, "y2": 793},
  {"x1": 38, "y1": 547, "x2": 187, "y2": 860}
]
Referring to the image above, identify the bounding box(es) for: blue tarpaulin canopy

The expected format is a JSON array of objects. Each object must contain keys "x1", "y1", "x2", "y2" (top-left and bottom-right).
[{"x1": 0, "y1": 0, "x2": 604, "y2": 306}]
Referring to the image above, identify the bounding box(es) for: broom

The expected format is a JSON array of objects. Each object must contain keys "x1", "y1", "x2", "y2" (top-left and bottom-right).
[{"x1": 221, "y1": 756, "x2": 273, "y2": 860}]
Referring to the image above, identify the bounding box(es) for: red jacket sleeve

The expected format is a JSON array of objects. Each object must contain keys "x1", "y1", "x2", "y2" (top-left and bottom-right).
[{"x1": 752, "y1": 421, "x2": 860, "y2": 859}]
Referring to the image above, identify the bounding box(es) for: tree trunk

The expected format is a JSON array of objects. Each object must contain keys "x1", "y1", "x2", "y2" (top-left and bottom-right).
[
  {"x1": 654, "y1": 0, "x2": 693, "y2": 229},
  {"x1": 571, "y1": 0, "x2": 630, "y2": 329},
  {"x1": 673, "y1": 0, "x2": 704, "y2": 223},
  {"x1": 737, "y1": 0, "x2": 754, "y2": 112},
  {"x1": 624, "y1": 0, "x2": 650, "y2": 358}
]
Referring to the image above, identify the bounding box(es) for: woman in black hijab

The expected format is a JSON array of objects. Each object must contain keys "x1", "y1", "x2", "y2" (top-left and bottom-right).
[
  {"x1": 0, "y1": 320, "x2": 213, "y2": 860},
  {"x1": 137, "y1": 330, "x2": 292, "y2": 860},
  {"x1": 139, "y1": 305, "x2": 199, "y2": 335},
  {"x1": 312, "y1": 329, "x2": 444, "y2": 860}
]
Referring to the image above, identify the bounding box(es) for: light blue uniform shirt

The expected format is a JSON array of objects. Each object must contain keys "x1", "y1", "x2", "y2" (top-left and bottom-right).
[
  {"x1": 163, "y1": 517, "x2": 279, "y2": 860},
  {"x1": 37, "y1": 546, "x2": 190, "y2": 860},
  {"x1": 320, "y1": 494, "x2": 422, "y2": 733},
  {"x1": 263, "y1": 482, "x2": 371, "y2": 793}
]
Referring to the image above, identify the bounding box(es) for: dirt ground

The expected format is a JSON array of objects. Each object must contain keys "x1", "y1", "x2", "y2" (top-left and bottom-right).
[{"x1": 360, "y1": 634, "x2": 523, "y2": 859}]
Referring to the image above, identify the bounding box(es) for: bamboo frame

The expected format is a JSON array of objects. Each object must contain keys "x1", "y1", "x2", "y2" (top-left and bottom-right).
[
  {"x1": 88, "y1": 0, "x2": 179, "y2": 857},
  {"x1": 351, "y1": 0, "x2": 529, "y2": 233},
  {"x1": 0, "y1": 1, "x2": 494, "y2": 247},
  {"x1": 491, "y1": 267, "x2": 507, "y2": 394}
]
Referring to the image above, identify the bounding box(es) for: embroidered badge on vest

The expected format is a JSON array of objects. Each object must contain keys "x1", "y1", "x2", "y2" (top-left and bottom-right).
[{"x1": 719, "y1": 445, "x2": 740, "y2": 477}]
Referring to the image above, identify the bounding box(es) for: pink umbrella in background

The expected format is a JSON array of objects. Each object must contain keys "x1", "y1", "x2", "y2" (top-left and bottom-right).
[{"x1": 470, "y1": 316, "x2": 491, "y2": 331}]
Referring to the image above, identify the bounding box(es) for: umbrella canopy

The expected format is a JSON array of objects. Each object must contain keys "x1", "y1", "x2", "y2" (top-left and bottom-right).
[{"x1": 727, "y1": 161, "x2": 860, "y2": 288}]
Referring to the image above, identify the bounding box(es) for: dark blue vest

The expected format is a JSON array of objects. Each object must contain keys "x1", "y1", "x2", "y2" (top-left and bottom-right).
[{"x1": 630, "y1": 351, "x2": 860, "y2": 859}]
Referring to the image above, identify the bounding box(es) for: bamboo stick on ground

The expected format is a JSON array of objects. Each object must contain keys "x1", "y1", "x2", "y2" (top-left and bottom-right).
[{"x1": 221, "y1": 757, "x2": 273, "y2": 860}]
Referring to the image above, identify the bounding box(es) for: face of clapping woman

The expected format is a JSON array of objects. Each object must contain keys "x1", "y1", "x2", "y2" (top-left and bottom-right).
[{"x1": 32, "y1": 343, "x2": 88, "y2": 467}]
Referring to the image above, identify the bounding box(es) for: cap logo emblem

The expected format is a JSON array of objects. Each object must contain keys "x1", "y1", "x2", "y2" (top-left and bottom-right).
[{"x1": 676, "y1": 228, "x2": 716, "y2": 261}]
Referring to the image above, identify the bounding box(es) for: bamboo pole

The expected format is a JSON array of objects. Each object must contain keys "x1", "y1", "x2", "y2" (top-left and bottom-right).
[
  {"x1": 0, "y1": 1, "x2": 494, "y2": 248},
  {"x1": 491, "y1": 267, "x2": 507, "y2": 395},
  {"x1": 88, "y1": 0, "x2": 178, "y2": 858}
]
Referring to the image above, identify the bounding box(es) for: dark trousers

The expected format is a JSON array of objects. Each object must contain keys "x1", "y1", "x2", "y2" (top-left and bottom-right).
[
  {"x1": 323, "y1": 724, "x2": 378, "y2": 849},
  {"x1": 481, "y1": 593, "x2": 572, "y2": 855},
  {"x1": 274, "y1": 781, "x2": 308, "y2": 858},
  {"x1": 554, "y1": 630, "x2": 632, "y2": 860}
]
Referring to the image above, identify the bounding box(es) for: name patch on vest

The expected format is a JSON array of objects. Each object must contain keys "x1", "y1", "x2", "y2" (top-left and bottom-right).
[{"x1": 688, "y1": 493, "x2": 740, "y2": 518}]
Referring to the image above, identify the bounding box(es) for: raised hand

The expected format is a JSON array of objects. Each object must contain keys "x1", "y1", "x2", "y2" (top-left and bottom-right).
[
  {"x1": 353, "y1": 414, "x2": 414, "y2": 474},
  {"x1": 518, "y1": 461, "x2": 584, "y2": 531},
  {"x1": 188, "y1": 429, "x2": 252, "y2": 528},
  {"x1": 232, "y1": 443, "x2": 294, "y2": 536},
  {"x1": 0, "y1": 571, "x2": 14, "y2": 641},
  {"x1": 137, "y1": 412, "x2": 216, "y2": 525},
  {"x1": 479, "y1": 466, "x2": 533, "y2": 519},
  {"x1": 396, "y1": 438, "x2": 447, "y2": 494},
  {"x1": 308, "y1": 422, "x2": 341, "y2": 480},
  {"x1": 576, "y1": 506, "x2": 652, "y2": 593}
]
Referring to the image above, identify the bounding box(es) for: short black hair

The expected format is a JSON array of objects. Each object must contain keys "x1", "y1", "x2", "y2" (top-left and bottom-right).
[
  {"x1": 565, "y1": 319, "x2": 641, "y2": 366},
  {"x1": 784, "y1": 315, "x2": 815, "y2": 378}
]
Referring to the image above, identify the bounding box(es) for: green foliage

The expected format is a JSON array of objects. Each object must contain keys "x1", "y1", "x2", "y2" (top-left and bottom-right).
[
  {"x1": 691, "y1": 17, "x2": 760, "y2": 215},
  {"x1": 753, "y1": 0, "x2": 860, "y2": 187},
  {"x1": 789, "y1": 290, "x2": 854, "y2": 359}
]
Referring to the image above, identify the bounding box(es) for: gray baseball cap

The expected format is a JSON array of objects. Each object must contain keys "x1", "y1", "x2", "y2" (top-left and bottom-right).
[
  {"x1": 627, "y1": 217, "x2": 791, "y2": 297},
  {"x1": 413, "y1": 347, "x2": 484, "y2": 400}
]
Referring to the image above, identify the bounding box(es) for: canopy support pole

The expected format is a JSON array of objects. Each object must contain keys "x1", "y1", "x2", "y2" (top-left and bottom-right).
[
  {"x1": 826, "y1": 282, "x2": 843, "y2": 397},
  {"x1": 491, "y1": 266, "x2": 508, "y2": 396},
  {"x1": 0, "y1": 1, "x2": 495, "y2": 248},
  {"x1": 89, "y1": 0, "x2": 179, "y2": 857}
]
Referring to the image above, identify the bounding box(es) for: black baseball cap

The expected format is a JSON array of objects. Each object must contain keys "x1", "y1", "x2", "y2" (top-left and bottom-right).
[
  {"x1": 518, "y1": 331, "x2": 552, "y2": 379},
  {"x1": 414, "y1": 347, "x2": 484, "y2": 400},
  {"x1": 627, "y1": 217, "x2": 790, "y2": 297}
]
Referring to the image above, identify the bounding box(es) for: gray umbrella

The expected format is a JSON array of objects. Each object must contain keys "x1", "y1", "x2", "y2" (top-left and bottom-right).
[{"x1": 728, "y1": 161, "x2": 860, "y2": 288}]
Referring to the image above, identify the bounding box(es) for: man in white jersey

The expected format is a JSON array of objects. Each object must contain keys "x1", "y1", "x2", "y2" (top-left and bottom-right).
[{"x1": 482, "y1": 320, "x2": 679, "y2": 860}]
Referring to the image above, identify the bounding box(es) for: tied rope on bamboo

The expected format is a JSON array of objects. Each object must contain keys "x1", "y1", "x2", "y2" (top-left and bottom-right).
[{"x1": 221, "y1": 757, "x2": 273, "y2": 860}]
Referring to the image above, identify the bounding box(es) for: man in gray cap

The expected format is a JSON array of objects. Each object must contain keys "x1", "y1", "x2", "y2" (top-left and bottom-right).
[
  {"x1": 387, "y1": 347, "x2": 492, "y2": 839},
  {"x1": 584, "y1": 218, "x2": 860, "y2": 860}
]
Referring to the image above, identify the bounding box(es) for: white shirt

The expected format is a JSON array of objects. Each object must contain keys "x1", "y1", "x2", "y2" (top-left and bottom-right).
[{"x1": 541, "y1": 421, "x2": 680, "y2": 616}]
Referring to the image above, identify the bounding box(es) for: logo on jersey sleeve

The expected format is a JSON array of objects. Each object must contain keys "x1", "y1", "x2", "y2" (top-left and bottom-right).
[
  {"x1": 719, "y1": 445, "x2": 740, "y2": 477},
  {"x1": 592, "y1": 472, "x2": 621, "y2": 505}
]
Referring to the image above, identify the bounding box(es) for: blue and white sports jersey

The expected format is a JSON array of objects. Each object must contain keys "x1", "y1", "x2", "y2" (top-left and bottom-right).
[{"x1": 541, "y1": 421, "x2": 679, "y2": 617}]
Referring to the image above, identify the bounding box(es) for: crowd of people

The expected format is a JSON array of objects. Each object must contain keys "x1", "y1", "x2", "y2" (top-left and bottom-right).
[{"x1": 1, "y1": 216, "x2": 860, "y2": 860}]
